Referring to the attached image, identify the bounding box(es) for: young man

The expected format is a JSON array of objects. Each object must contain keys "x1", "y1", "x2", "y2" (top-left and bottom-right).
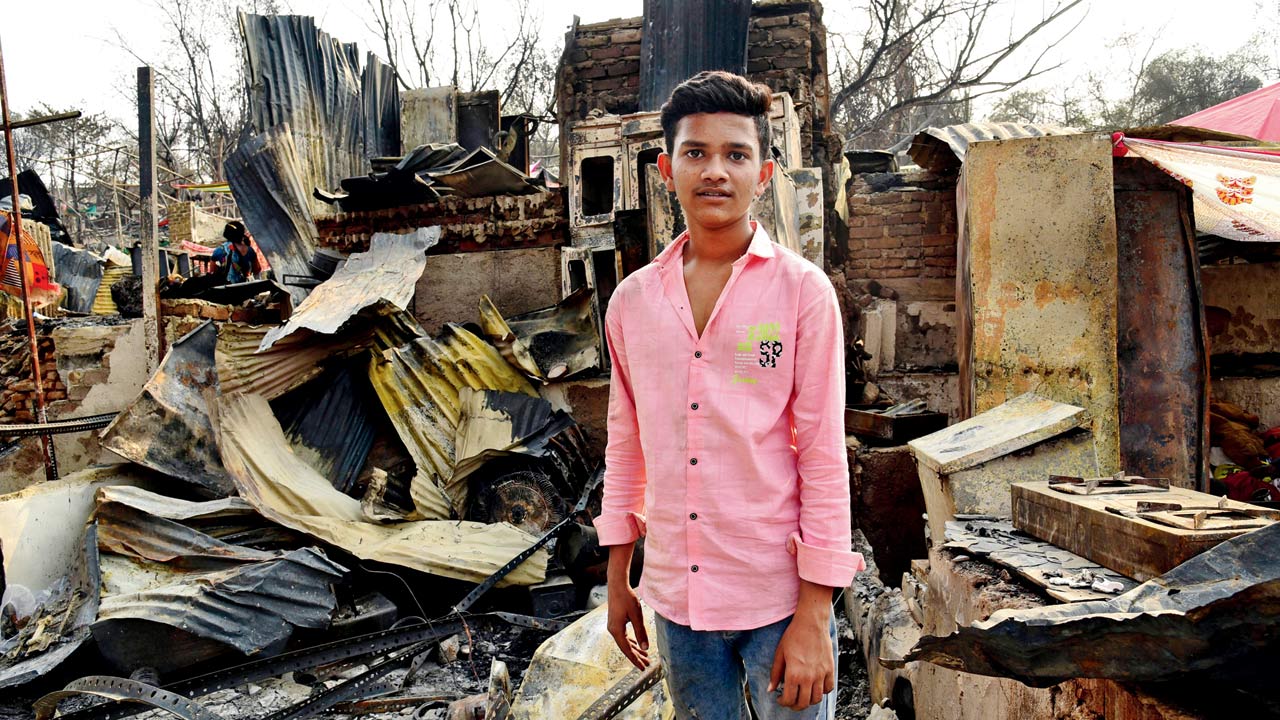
[
  {"x1": 211, "y1": 220, "x2": 262, "y2": 284},
  {"x1": 595, "y1": 71, "x2": 864, "y2": 719}
]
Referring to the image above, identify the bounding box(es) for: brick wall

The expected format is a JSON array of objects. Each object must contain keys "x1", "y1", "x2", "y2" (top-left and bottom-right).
[
  {"x1": 0, "y1": 323, "x2": 66, "y2": 424},
  {"x1": 315, "y1": 192, "x2": 568, "y2": 254},
  {"x1": 556, "y1": 1, "x2": 831, "y2": 168},
  {"x1": 846, "y1": 170, "x2": 957, "y2": 284}
]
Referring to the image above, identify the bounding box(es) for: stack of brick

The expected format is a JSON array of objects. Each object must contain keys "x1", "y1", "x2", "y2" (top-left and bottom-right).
[
  {"x1": 0, "y1": 323, "x2": 67, "y2": 424},
  {"x1": 556, "y1": 18, "x2": 644, "y2": 126},
  {"x1": 846, "y1": 170, "x2": 958, "y2": 283}
]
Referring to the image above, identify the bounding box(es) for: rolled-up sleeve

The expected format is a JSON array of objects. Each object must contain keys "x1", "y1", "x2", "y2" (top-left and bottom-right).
[
  {"x1": 594, "y1": 294, "x2": 648, "y2": 546},
  {"x1": 787, "y1": 276, "x2": 865, "y2": 587}
]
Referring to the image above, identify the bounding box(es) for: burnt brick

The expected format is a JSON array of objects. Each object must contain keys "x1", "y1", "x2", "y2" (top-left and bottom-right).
[
  {"x1": 748, "y1": 58, "x2": 771, "y2": 73},
  {"x1": 754, "y1": 15, "x2": 792, "y2": 27},
  {"x1": 581, "y1": 63, "x2": 608, "y2": 79},
  {"x1": 849, "y1": 226, "x2": 886, "y2": 240},
  {"x1": 607, "y1": 60, "x2": 640, "y2": 77},
  {"x1": 770, "y1": 55, "x2": 811, "y2": 70}
]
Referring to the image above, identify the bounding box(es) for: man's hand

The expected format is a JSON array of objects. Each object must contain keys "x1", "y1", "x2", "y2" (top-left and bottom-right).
[
  {"x1": 605, "y1": 544, "x2": 649, "y2": 669},
  {"x1": 768, "y1": 581, "x2": 834, "y2": 710}
]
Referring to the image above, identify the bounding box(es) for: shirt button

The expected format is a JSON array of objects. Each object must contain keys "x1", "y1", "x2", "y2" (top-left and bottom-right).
[
  {"x1": 689, "y1": 458, "x2": 698, "y2": 466},
  {"x1": 691, "y1": 565, "x2": 699, "y2": 573},
  {"x1": 694, "y1": 351, "x2": 702, "y2": 358},
  {"x1": 690, "y1": 402, "x2": 699, "y2": 410}
]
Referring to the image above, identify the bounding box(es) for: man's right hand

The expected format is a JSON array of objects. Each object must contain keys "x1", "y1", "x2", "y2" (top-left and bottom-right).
[{"x1": 606, "y1": 545, "x2": 649, "y2": 669}]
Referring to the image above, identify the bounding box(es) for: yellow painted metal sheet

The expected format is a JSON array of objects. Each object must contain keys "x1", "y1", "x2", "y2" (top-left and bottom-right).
[
  {"x1": 369, "y1": 323, "x2": 537, "y2": 520},
  {"x1": 216, "y1": 392, "x2": 548, "y2": 586},
  {"x1": 959, "y1": 134, "x2": 1121, "y2": 472},
  {"x1": 91, "y1": 265, "x2": 132, "y2": 315},
  {"x1": 216, "y1": 322, "x2": 375, "y2": 401}
]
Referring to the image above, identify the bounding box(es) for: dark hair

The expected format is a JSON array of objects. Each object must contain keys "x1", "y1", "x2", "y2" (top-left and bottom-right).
[
  {"x1": 660, "y1": 71, "x2": 773, "y2": 158},
  {"x1": 223, "y1": 220, "x2": 247, "y2": 244}
]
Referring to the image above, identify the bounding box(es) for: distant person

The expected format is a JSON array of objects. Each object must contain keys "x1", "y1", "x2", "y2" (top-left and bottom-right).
[{"x1": 212, "y1": 221, "x2": 261, "y2": 283}]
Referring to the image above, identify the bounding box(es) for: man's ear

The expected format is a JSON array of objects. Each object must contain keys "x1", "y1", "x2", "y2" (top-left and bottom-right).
[
  {"x1": 755, "y1": 158, "x2": 776, "y2": 198},
  {"x1": 657, "y1": 152, "x2": 676, "y2": 192}
]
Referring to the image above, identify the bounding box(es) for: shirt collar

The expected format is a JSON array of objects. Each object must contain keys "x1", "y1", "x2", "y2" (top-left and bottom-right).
[{"x1": 653, "y1": 220, "x2": 776, "y2": 269}]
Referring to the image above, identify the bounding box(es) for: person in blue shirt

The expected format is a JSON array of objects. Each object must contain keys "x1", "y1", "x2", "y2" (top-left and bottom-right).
[{"x1": 211, "y1": 221, "x2": 262, "y2": 283}]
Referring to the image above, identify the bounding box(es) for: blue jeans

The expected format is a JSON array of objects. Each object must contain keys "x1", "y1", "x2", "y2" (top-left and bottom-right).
[{"x1": 654, "y1": 613, "x2": 838, "y2": 720}]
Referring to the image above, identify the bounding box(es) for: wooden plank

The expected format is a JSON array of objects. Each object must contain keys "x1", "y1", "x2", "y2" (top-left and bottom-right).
[
  {"x1": 845, "y1": 407, "x2": 948, "y2": 443},
  {"x1": 909, "y1": 393, "x2": 1089, "y2": 474},
  {"x1": 1012, "y1": 480, "x2": 1274, "y2": 581}
]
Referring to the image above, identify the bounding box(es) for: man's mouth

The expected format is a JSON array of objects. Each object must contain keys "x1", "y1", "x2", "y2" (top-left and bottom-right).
[{"x1": 696, "y1": 188, "x2": 732, "y2": 198}]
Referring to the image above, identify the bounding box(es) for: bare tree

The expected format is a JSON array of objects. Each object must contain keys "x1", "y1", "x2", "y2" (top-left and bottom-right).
[{"x1": 830, "y1": 0, "x2": 1086, "y2": 149}]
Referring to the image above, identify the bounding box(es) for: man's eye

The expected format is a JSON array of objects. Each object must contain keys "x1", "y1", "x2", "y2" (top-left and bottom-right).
[
  {"x1": 686, "y1": 149, "x2": 703, "y2": 158},
  {"x1": 730, "y1": 152, "x2": 747, "y2": 161}
]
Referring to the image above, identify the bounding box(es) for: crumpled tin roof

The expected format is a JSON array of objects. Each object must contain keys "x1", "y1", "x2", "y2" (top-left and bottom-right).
[
  {"x1": 52, "y1": 243, "x2": 104, "y2": 315},
  {"x1": 368, "y1": 322, "x2": 538, "y2": 520},
  {"x1": 215, "y1": 392, "x2": 548, "y2": 586},
  {"x1": 907, "y1": 122, "x2": 1079, "y2": 173},
  {"x1": 215, "y1": 321, "x2": 375, "y2": 401},
  {"x1": 259, "y1": 227, "x2": 438, "y2": 351}
]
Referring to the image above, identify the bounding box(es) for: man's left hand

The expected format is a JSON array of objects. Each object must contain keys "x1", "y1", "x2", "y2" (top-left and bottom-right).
[{"x1": 767, "y1": 608, "x2": 834, "y2": 710}]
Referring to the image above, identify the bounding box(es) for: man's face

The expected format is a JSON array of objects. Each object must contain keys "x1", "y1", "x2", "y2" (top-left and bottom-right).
[{"x1": 658, "y1": 112, "x2": 774, "y2": 234}]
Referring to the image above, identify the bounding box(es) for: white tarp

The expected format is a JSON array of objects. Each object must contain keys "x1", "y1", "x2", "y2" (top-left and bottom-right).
[{"x1": 1125, "y1": 137, "x2": 1280, "y2": 242}]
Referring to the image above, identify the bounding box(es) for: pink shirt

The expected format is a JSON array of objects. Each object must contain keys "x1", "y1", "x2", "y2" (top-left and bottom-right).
[{"x1": 595, "y1": 222, "x2": 865, "y2": 631}]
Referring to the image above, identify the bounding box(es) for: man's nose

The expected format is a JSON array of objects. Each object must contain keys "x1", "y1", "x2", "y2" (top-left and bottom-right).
[{"x1": 701, "y1": 154, "x2": 729, "y2": 182}]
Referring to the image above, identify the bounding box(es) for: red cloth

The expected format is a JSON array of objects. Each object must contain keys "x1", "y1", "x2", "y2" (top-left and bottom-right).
[
  {"x1": 1174, "y1": 82, "x2": 1280, "y2": 143},
  {"x1": 1223, "y1": 469, "x2": 1280, "y2": 502}
]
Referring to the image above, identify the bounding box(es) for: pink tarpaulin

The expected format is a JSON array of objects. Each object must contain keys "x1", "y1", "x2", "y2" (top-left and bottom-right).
[{"x1": 1173, "y1": 82, "x2": 1280, "y2": 143}]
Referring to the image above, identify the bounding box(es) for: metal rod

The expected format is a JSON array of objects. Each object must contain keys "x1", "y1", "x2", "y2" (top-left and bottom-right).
[
  {"x1": 0, "y1": 40, "x2": 57, "y2": 481},
  {"x1": 8, "y1": 110, "x2": 81, "y2": 130}
]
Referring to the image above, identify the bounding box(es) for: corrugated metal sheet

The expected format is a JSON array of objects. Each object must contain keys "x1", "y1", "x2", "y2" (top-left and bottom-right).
[
  {"x1": 93, "y1": 486, "x2": 277, "y2": 566},
  {"x1": 215, "y1": 392, "x2": 548, "y2": 586},
  {"x1": 91, "y1": 263, "x2": 132, "y2": 315},
  {"x1": 52, "y1": 243, "x2": 104, "y2": 314},
  {"x1": 638, "y1": 0, "x2": 751, "y2": 111},
  {"x1": 908, "y1": 122, "x2": 1079, "y2": 173},
  {"x1": 215, "y1": 321, "x2": 375, "y2": 401},
  {"x1": 369, "y1": 323, "x2": 538, "y2": 520},
  {"x1": 272, "y1": 364, "x2": 377, "y2": 494},
  {"x1": 260, "y1": 227, "x2": 438, "y2": 351},
  {"x1": 479, "y1": 287, "x2": 601, "y2": 382},
  {"x1": 94, "y1": 547, "x2": 344, "y2": 657},
  {"x1": 224, "y1": 126, "x2": 318, "y2": 305},
  {"x1": 239, "y1": 13, "x2": 401, "y2": 203},
  {"x1": 99, "y1": 322, "x2": 233, "y2": 498}
]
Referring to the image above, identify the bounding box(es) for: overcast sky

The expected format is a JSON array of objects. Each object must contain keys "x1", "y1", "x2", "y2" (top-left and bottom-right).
[{"x1": 4, "y1": 0, "x2": 1278, "y2": 127}]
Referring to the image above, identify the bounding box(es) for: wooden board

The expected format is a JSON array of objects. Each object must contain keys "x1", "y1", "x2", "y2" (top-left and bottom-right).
[
  {"x1": 1012, "y1": 480, "x2": 1276, "y2": 581},
  {"x1": 909, "y1": 393, "x2": 1089, "y2": 474},
  {"x1": 845, "y1": 406, "x2": 948, "y2": 443}
]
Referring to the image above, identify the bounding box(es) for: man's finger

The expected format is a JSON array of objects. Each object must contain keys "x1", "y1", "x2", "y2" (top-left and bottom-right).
[
  {"x1": 778, "y1": 670, "x2": 799, "y2": 709},
  {"x1": 767, "y1": 647, "x2": 784, "y2": 693},
  {"x1": 823, "y1": 670, "x2": 835, "y2": 695},
  {"x1": 630, "y1": 606, "x2": 650, "y2": 652}
]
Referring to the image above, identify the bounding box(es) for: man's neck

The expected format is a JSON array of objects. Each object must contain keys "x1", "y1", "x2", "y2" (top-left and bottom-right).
[{"x1": 683, "y1": 216, "x2": 754, "y2": 266}]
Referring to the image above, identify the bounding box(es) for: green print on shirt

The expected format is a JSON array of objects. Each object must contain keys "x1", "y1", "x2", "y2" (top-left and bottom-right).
[{"x1": 731, "y1": 321, "x2": 785, "y2": 383}]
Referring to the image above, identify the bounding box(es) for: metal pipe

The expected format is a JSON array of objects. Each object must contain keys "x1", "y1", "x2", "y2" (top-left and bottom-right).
[
  {"x1": 0, "y1": 40, "x2": 57, "y2": 480},
  {"x1": 8, "y1": 110, "x2": 81, "y2": 130}
]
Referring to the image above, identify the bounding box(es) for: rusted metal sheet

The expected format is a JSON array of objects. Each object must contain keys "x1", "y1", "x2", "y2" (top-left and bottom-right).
[
  {"x1": 958, "y1": 134, "x2": 1121, "y2": 472},
  {"x1": 100, "y1": 322, "x2": 232, "y2": 497},
  {"x1": 908, "y1": 122, "x2": 1079, "y2": 173},
  {"x1": 1113, "y1": 158, "x2": 1210, "y2": 489},
  {"x1": 638, "y1": 0, "x2": 751, "y2": 111},
  {"x1": 368, "y1": 322, "x2": 538, "y2": 520},
  {"x1": 401, "y1": 86, "x2": 458, "y2": 153},
  {"x1": 260, "y1": 228, "x2": 437, "y2": 351},
  {"x1": 215, "y1": 392, "x2": 548, "y2": 586},
  {"x1": 479, "y1": 287, "x2": 601, "y2": 382},
  {"x1": 894, "y1": 522, "x2": 1280, "y2": 696}
]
